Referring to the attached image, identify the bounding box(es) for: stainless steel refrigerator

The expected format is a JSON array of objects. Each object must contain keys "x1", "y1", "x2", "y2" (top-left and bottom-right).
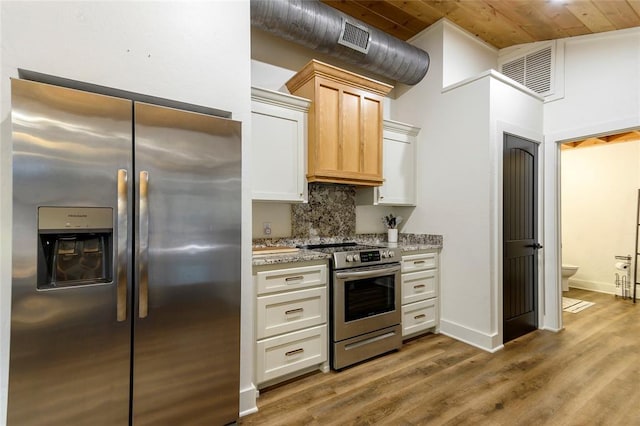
[{"x1": 8, "y1": 78, "x2": 241, "y2": 425}]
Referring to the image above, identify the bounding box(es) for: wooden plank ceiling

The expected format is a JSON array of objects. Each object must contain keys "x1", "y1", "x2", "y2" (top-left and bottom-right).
[
  {"x1": 562, "y1": 130, "x2": 640, "y2": 150},
  {"x1": 321, "y1": 0, "x2": 640, "y2": 49}
]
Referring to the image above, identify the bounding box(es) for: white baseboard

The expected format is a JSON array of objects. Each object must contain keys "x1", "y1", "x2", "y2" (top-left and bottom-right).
[
  {"x1": 239, "y1": 384, "x2": 258, "y2": 418},
  {"x1": 568, "y1": 278, "x2": 616, "y2": 295},
  {"x1": 439, "y1": 318, "x2": 503, "y2": 353},
  {"x1": 541, "y1": 324, "x2": 563, "y2": 332}
]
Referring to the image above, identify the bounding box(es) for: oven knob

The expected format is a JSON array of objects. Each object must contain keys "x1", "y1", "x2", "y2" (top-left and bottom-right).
[
  {"x1": 354, "y1": 254, "x2": 360, "y2": 262},
  {"x1": 389, "y1": 250, "x2": 395, "y2": 258},
  {"x1": 381, "y1": 251, "x2": 388, "y2": 258},
  {"x1": 346, "y1": 254, "x2": 354, "y2": 262}
]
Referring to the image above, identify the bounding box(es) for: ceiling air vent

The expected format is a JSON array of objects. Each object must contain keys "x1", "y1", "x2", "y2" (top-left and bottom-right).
[
  {"x1": 501, "y1": 45, "x2": 553, "y2": 96},
  {"x1": 338, "y1": 19, "x2": 371, "y2": 54}
]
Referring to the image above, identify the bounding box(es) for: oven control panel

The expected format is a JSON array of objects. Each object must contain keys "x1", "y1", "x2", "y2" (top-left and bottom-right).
[
  {"x1": 334, "y1": 249, "x2": 396, "y2": 269},
  {"x1": 359, "y1": 250, "x2": 381, "y2": 262}
]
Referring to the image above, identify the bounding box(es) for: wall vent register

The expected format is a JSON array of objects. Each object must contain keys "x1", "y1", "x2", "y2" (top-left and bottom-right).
[
  {"x1": 500, "y1": 44, "x2": 553, "y2": 96},
  {"x1": 338, "y1": 19, "x2": 371, "y2": 54}
]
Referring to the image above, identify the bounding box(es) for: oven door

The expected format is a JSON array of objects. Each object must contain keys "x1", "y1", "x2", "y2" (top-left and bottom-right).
[{"x1": 333, "y1": 263, "x2": 401, "y2": 342}]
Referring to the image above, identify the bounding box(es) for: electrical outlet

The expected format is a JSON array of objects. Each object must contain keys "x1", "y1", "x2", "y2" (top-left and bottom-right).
[{"x1": 263, "y1": 222, "x2": 272, "y2": 236}]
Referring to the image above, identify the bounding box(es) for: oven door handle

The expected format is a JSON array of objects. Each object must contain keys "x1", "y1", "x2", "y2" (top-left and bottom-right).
[{"x1": 335, "y1": 265, "x2": 401, "y2": 280}]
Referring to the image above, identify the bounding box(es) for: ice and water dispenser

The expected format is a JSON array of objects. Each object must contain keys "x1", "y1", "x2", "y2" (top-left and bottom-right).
[{"x1": 37, "y1": 207, "x2": 113, "y2": 289}]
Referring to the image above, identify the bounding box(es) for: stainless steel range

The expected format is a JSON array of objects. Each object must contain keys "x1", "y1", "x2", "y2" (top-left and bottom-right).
[{"x1": 301, "y1": 243, "x2": 402, "y2": 370}]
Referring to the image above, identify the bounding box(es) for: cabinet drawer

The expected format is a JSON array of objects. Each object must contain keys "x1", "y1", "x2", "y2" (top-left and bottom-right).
[
  {"x1": 256, "y1": 264, "x2": 327, "y2": 295},
  {"x1": 256, "y1": 325, "x2": 327, "y2": 384},
  {"x1": 402, "y1": 298, "x2": 437, "y2": 337},
  {"x1": 401, "y1": 252, "x2": 437, "y2": 273},
  {"x1": 256, "y1": 287, "x2": 326, "y2": 339},
  {"x1": 402, "y1": 269, "x2": 437, "y2": 304}
]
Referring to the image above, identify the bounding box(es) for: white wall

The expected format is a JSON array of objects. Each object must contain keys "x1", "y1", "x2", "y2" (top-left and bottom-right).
[
  {"x1": 395, "y1": 21, "x2": 545, "y2": 351},
  {"x1": 252, "y1": 202, "x2": 292, "y2": 238},
  {"x1": 442, "y1": 20, "x2": 498, "y2": 87},
  {"x1": 540, "y1": 27, "x2": 640, "y2": 330},
  {"x1": 415, "y1": 72, "x2": 542, "y2": 351},
  {"x1": 390, "y1": 21, "x2": 448, "y2": 244},
  {"x1": 433, "y1": 76, "x2": 494, "y2": 340},
  {"x1": 544, "y1": 29, "x2": 640, "y2": 135},
  {"x1": 0, "y1": 1, "x2": 255, "y2": 421},
  {"x1": 561, "y1": 142, "x2": 640, "y2": 294}
]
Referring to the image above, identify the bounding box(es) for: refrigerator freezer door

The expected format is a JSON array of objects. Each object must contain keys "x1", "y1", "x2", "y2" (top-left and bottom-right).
[
  {"x1": 132, "y1": 103, "x2": 241, "y2": 425},
  {"x1": 9, "y1": 79, "x2": 133, "y2": 425}
]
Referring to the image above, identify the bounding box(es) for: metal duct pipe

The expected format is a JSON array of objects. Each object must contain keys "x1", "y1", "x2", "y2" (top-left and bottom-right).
[{"x1": 251, "y1": 0, "x2": 430, "y2": 85}]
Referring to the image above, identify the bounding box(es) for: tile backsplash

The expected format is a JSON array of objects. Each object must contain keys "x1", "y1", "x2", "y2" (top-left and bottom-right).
[{"x1": 291, "y1": 183, "x2": 356, "y2": 238}]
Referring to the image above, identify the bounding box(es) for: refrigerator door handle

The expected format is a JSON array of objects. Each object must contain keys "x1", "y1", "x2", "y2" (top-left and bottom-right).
[
  {"x1": 116, "y1": 169, "x2": 128, "y2": 322},
  {"x1": 138, "y1": 170, "x2": 150, "y2": 318}
]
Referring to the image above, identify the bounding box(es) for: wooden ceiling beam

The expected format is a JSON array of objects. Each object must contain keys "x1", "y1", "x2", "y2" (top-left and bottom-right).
[
  {"x1": 605, "y1": 131, "x2": 640, "y2": 143},
  {"x1": 561, "y1": 130, "x2": 640, "y2": 150}
]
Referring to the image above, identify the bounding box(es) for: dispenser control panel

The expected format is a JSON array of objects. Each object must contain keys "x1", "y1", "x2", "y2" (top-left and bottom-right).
[{"x1": 38, "y1": 206, "x2": 113, "y2": 230}]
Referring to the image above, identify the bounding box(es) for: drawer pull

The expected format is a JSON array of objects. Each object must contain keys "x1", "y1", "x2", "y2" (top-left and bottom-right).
[
  {"x1": 285, "y1": 308, "x2": 304, "y2": 315},
  {"x1": 413, "y1": 260, "x2": 426, "y2": 265},
  {"x1": 285, "y1": 348, "x2": 304, "y2": 357},
  {"x1": 285, "y1": 275, "x2": 304, "y2": 282},
  {"x1": 413, "y1": 284, "x2": 426, "y2": 289},
  {"x1": 414, "y1": 314, "x2": 427, "y2": 320}
]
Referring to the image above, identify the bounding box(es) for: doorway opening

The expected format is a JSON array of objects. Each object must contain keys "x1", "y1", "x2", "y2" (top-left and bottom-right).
[{"x1": 559, "y1": 129, "x2": 640, "y2": 312}]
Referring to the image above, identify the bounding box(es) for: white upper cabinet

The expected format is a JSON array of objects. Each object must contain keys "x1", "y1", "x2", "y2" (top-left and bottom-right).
[
  {"x1": 357, "y1": 119, "x2": 420, "y2": 206},
  {"x1": 251, "y1": 87, "x2": 311, "y2": 202}
]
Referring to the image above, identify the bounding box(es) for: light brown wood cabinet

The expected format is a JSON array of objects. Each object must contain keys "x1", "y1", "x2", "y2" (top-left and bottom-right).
[{"x1": 286, "y1": 60, "x2": 393, "y2": 187}]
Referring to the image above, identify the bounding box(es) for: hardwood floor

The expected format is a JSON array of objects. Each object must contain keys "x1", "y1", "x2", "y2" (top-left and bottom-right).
[{"x1": 239, "y1": 289, "x2": 640, "y2": 425}]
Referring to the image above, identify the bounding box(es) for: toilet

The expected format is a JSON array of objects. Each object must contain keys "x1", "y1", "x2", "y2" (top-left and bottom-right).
[{"x1": 561, "y1": 264, "x2": 579, "y2": 292}]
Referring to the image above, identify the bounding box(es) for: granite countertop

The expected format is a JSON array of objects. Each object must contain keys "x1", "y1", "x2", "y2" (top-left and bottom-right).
[
  {"x1": 378, "y1": 242, "x2": 442, "y2": 252},
  {"x1": 252, "y1": 248, "x2": 331, "y2": 266},
  {"x1": 252, "y1": 233, "x2": 442, "y2": 266}
]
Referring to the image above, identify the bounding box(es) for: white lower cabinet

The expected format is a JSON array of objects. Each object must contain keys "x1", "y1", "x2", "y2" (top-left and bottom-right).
[
  {"x1": 256, "y1": 325, "x2": 327, "y2": 384},
  {"x1": 401, "y1": 269, "x2": 437, "y2": 305},
  {"x1": 254, "y1": 261, "x2": 328, "y2": 388},
  {"x1": 401, "y1": 250, "x2": 439, "y2": 339},
  {"x1": 402, "y1": 298, "x2": 437, "y2": 336},
  {"x1": 256, "y1": 287, "x2": 326, "y2": 340}
]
